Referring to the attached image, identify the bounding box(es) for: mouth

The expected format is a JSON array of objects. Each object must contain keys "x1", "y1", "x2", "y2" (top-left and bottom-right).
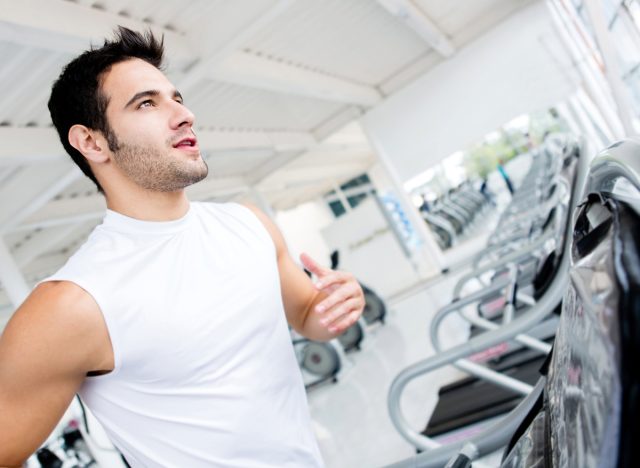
[{"x1": 173, "y1": 136, "x2": 198, "y2": 150}]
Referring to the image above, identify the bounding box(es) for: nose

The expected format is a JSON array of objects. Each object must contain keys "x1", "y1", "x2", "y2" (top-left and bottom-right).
[{"x1": 169, "y1": 99, "x2": 195, "y2": 130}]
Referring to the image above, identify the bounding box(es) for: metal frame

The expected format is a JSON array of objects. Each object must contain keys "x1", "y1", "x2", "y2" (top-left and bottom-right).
[{"x1": 386, "y1": 135, "x2": 589, "y2": 463}]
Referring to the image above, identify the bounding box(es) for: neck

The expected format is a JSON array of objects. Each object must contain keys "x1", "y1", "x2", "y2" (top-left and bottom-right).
[{"x1": 105, "y1": 188, "x2": 190, "y2": 221}]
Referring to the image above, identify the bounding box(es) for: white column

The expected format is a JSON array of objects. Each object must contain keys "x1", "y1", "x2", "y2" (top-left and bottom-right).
[
  {"x1": 0, "y1": 237, "x2": 29, "y2": 308},
  {"x1": 361, "y1": 124, "x2": 445, "y2": 276}
]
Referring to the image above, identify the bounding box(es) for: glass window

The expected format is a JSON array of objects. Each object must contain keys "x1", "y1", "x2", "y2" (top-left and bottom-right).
[
  {"x1": 347, "y1": 193, "x2": 369, "y2": 209},
  {"x1": 328, "y1": 200, "x2": 346, "y2": 218}
]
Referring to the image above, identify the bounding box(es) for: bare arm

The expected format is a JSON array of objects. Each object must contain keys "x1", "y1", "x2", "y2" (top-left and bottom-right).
[
  {"x1": 0, "y1": 282, "x2": 113, "y2": 466},
  {"x1": 244, "y1": 204, "x2": 364, "y2": 341}
]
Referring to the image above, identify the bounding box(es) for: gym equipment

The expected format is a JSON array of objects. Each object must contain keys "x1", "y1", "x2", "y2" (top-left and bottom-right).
[
  {"x1": 337, "y1": 318, "x2": 365, "y2": 351},
  {"x1": 386, "y1": 137, "x2": 639, "y2": 467},
  {"x1": 420, "y1": 179, "x2": 495, "y2": 250},
  {"x1": 33, "y1": 419, "x2": 97, "y2": 468},
  {"x1": 412, "y1": 136, "x2": 580, "y2": 440},
  {"x1": 386, "y1": 133, "x2": 587, "y2": 458},
  {"x1": 330, "y1": 250, "x2": 387, "y2": 327},
  {"x1": 362, "y1": 284, "x2": 387, "y2": 325},
  {"x1": 292, "y1": 335, "x2": 343, "y2": 390}
]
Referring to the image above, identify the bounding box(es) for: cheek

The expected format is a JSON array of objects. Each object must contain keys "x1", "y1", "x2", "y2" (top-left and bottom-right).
[{"x1": 114, "y1": 117, "x2": 167, "y2": 146}]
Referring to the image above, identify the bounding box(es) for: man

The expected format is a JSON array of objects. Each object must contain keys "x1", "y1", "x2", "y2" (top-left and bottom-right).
[{"x1": 0, "y1": 27, "x2": 364, "y2": 467}]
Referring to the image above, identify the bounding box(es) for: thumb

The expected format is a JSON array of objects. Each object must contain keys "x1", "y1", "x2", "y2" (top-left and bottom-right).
[{"x1": 300, "y1": 253, "x2": 328, "y2": 277}]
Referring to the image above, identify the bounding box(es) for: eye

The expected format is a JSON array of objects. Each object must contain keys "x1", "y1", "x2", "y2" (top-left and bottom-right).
[{"x1": 138, "y1": 99, "x2": 154, "y2": 109}]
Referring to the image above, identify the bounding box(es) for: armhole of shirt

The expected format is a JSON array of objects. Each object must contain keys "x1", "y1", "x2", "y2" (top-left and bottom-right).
[
  {"x1": 227, "y1": 203, "x2": 279, "y2": 259},
  {"x1": 38, "y1": 276, "x2": 123, "y2": 380}
]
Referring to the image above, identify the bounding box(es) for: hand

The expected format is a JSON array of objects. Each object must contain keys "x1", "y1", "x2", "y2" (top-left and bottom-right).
[{"x1": 300, "y1": 253, "x2": 365, "y2": 334}]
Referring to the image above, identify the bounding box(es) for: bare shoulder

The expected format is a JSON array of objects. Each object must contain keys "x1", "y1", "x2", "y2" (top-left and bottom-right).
[
  {"x1": 13, "y1": 281, "x2": 102, "y2": 332},
  {"x1": 1, "y1": 281, "x2": 113, "y2": 374}
]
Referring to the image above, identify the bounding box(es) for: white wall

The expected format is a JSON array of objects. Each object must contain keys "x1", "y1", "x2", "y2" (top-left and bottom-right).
[
  {"x1": 361, "y1": 1, "x2": 580, "y2": 182},
  {"x1": 276, "y1": 200, "x2": 335, "y2": 267},
  {"x1": 321, "y1": 197, "x2": 419, "y2": 297}
]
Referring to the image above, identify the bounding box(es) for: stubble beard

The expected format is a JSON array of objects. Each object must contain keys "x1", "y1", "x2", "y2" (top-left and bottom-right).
[{"x1": 108, "y1": 133, "x2": 209, "y2": 192}]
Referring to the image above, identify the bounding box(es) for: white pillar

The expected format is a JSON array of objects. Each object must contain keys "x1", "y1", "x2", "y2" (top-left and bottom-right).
[
  {"x1": 361, "y1": 124, "x2": 445, "y2": 276},
  {"x1": 0, "y1": 237, "x2": 29, "y2": 308}
]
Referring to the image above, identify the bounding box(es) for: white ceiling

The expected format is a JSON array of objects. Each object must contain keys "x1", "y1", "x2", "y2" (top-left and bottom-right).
[{"x1": 0, "y1": 0, "x2": 534, "y2": 309}]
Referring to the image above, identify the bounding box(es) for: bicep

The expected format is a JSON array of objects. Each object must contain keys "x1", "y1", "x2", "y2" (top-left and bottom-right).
[{"x1": 0, "y1": 283, "x2": 103, "y2": 464}]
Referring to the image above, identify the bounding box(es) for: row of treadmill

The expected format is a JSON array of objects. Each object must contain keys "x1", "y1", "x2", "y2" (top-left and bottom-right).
[
  {"x1": 420, "y1": 182, "x2": 494, "y2": 251},
  {"x1": 388, "y1": 134, "x2": 639, "y2": 467}
]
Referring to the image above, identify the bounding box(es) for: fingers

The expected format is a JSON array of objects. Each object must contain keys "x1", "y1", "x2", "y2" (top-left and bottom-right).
[
  {"x1": 325, "y1": 305, "x2": 362, "y2": 334},
  {"x1": 313, "y1": 270, "x2": 351, "y2": 291},
  {"x1": 319, "y1": 290, "x2": 365, "y2": 333},
  {"x1": 314, "y1": 281, "x2": 360, "y2": 313},
  {"x1": 299, "y1": 253, "x2": 328, "y2": 278}
]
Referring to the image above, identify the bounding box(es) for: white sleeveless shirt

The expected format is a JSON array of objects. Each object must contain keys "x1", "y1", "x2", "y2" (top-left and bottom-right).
[{"x1": 44, "y1": 202, "x2": 323, "y2": 467}]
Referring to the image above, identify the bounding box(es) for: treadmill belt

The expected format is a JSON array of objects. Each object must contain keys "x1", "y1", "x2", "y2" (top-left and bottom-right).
[{"x1": 423, "y1": 353, "x2": 545, "y2": 437}]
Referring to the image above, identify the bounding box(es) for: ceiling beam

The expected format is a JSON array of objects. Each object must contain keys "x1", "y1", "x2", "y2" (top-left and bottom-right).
[
  {"x1": 209, "y1": 51, "x2": 382, "y2": 107},
  {"x1": 246, "y1": 151, "x2": 303, "y2": 186},
  {"x1": 178, "y1": 0, "x2": 296, "y2": 92},
  {"x1": 12, "y1": 223, "x2": 88, "y2": 268},
  {"x1": 377, "y1": 0, "x2": 455, "y2": 57},
  {"x1": 197, "y1": 129, "x2": 317, "y2": 153},
  {"x1": 0, "y1": 0, "x2": 195, "y2": 64},
  {"x1": 0, "y1": 127, "x2": 318, "y2": 167},
  {"x1": 0, "y1": 128, "x2": 66, "y2": 167},
  {"x1": 3, "y1": 167, "x2": 81, "y2": 233},
  {"x1": 0, "y1": 163, "x2": 81, "y2": 232},
  {"x1": 260, "y1": 161, "x2": 373, "y2": 187}
]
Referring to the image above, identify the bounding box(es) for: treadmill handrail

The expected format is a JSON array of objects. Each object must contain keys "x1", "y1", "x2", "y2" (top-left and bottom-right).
[
  {"x1": 452, "y1": 228, "x2": 554, "y2": 299},
  {"x1": 387, "y1": 136, "x2": 588, "y2": 457},
  {"x1": 385, "y1": 379, "x2": 545, "y2": 468},
  {"x1": 586, "y1": 137, "x2": 640, "y2": 203},
  {"x1": 472, "y1": 178, "x2": 569, "y2": 269},
  {"x1": 387, "y1": 252, "x2": 568, "y2": 452}
]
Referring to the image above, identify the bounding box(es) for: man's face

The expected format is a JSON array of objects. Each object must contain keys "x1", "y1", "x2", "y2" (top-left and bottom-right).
[{"x1": 100, "y1": 58, "x2": 208, "y2": 192}]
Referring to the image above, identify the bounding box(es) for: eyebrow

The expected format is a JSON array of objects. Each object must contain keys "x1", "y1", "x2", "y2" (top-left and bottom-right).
[{"x1": 124, "y1": 89, "x2": 183, "y2": 109}]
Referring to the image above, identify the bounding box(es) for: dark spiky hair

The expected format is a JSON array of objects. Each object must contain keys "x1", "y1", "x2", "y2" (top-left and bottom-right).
[{"x1": 48, "y1": 27, "x2": 165, "y2": 193}]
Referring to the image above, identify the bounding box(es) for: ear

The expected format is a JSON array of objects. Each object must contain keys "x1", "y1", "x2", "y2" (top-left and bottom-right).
[{"x1": 68, "y1": 125, "x2": 110, "y2": 163}]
